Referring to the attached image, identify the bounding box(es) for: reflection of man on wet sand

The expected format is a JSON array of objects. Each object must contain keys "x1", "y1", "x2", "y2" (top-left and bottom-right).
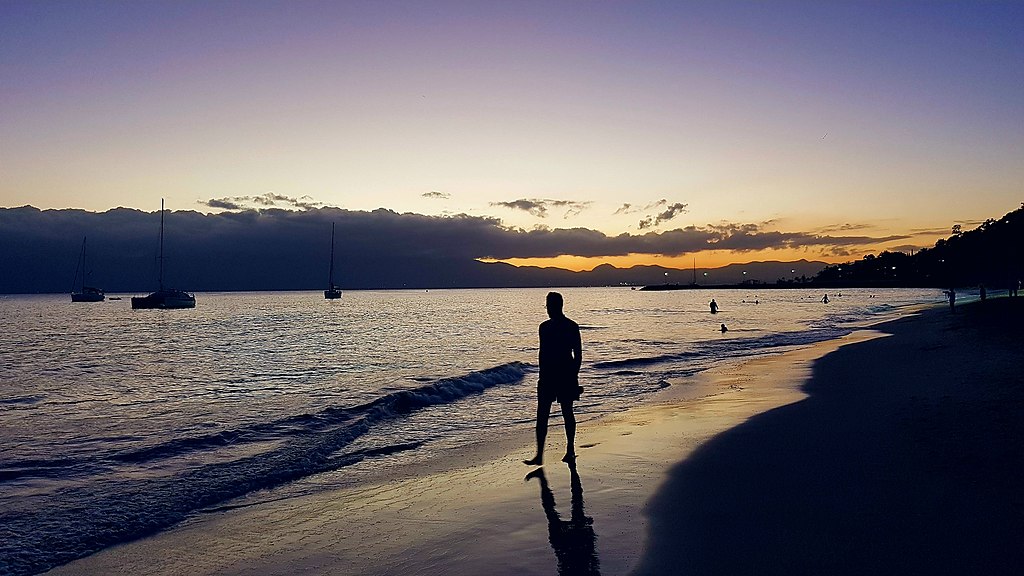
[
  {"x1": 525, "y1": 292, "x2": 582, "y2": 466},
  {"x1": 525, "y1": 465, "x2": 600, "y2": 576}
]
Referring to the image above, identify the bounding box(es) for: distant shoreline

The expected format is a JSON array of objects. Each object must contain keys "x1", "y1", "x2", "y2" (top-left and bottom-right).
[
  {"x1": 0, "y1": 284, "x2": 973, "y2": 296},
  {"x1": 638, "y1": 282, "x2": 952, "y2": 291}
]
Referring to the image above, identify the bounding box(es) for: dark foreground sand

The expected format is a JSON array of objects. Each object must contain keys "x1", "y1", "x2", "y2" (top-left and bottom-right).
[
  {"x1": 48, "y1": 299, "x2": 1022, "y2": 575},
  {"x1": 636, "y1": 297, "x2": 1024, "y2": 575}
]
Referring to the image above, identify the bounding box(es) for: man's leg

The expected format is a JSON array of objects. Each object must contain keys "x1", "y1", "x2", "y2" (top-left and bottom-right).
[
  {"x1": 560, "y1": 400, "x2": 576, "y2": 462},
  {"x1": 524, "y1": 396, "x2": 550, "y2": 465}
]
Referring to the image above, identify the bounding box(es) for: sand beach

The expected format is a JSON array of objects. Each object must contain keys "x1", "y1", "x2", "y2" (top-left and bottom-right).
[{"x1": 47, "y1": 298, "x2": 1023, "y2": 575}]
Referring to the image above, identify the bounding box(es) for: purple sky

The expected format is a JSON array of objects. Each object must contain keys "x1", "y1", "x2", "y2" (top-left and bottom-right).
[{"x1": 2, "y1": 1, "x2": 1021, "y2": 266}]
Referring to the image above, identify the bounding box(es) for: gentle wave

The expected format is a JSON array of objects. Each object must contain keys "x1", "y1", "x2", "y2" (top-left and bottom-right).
[
  {"x1": 0, "y1": 395, "x2": 44, "y2": 405},
  {"x1": 0, "y1": 361, "x2": 528, "y2": 576},
  {"x1": 592, "y1": 328, "x2": 852, "y2": 371}
]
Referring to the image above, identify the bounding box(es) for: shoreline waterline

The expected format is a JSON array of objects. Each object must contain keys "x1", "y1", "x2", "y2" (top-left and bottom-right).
[{"x1": 636, "y1": 297, "x2": 1024, "y2": 575}]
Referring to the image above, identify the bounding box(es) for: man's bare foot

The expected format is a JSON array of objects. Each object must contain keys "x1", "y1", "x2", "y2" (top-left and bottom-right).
[
  {"x1": 561, "y1": 452, "x2": 576, "y2": 463},
  {"x1": 524, "y1": 468, "x2": 545, "y2": 481},
  {"x1": 523, "y1": 456, "x2": 543, "y2": 466}
]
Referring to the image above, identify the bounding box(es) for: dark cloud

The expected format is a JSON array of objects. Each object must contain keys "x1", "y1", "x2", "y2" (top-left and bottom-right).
[
  {"x1": 638, "y1": 202, "x2": 688, "y2": 229},
  {"x1": 559, "y1": 200, "x2": 591, "y2": 219},
  {"x1": 422, "y1": 191, "x2": 450, "y2": 199},
  {"x1": 469, "y1": 220, "x2": 909, "y2": 260},
  {"x1": 885, "y1": 244, "x2": 928, "y2": 254},
  {"x1": 910, "y1": 220, "x2": 986, "y2": 236},
  {"x1": 0, "y1": 206, "x2": 911, "y2": 292},
  {"x1": 958, "y1": 219, "x2": 987, "y2": 228},
  {"x1": 816, "y1": 223, "x2": 874, "y2": 234},
  {"x1": 204, "y1": 198, "x2": 243, "y2": 210},
  {"x1": 824, "y1": 247, "x2": 854, "y2": 257},
  {"x1": 199, "y1": 193, "x2": 327, "y2": 211},
  {"x1": 490, "y1": 198, "x2": 592, "y2": 219},
  {"x1": 910, "y1": 226, "x2": 956, "y2": 235},
  {"x1": 655, "y1": 203, "x2": 688, "y2": 225},
  {"x1": 491, "y1": 199, "x2": 548, "y2": 217},
  {"x1": 615, "y1": 199, "x2": 667, "y2": 215}
]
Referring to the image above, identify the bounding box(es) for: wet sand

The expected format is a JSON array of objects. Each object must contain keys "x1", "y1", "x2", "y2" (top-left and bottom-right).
[{"x1": 48, "y1": 299, "x2": 1022, "y2": 575}]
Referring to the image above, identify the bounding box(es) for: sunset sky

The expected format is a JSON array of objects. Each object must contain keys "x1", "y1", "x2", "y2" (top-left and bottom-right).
[{"x1": 2, "y1": 1, "x2": 1021, "y2": 270}]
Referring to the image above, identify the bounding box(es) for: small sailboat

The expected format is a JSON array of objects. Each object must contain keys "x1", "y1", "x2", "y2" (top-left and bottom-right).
[
  {"x1": 71, "y1": 236, "x2": 105, "y2": 302},
  {"x1": 324, "y1": 222, "x2": 342, "y2": 299},
  {"x1": 131, "y1": 199, "x2": 196, "y2": 309}
]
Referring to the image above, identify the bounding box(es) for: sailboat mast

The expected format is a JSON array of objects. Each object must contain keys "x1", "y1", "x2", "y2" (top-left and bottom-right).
[
  {"x1": 159, "y1": 198, "x2": 165, "y2": 291},
  {"x1": 72, "y1": 237, "x2": 86, "y2": 292},
  {"x1": 82, "y1": 236, "x2": 88, "y2": 290},
  {"x1": 328, "y1": 222, "x2": 336, "y2": 287}
]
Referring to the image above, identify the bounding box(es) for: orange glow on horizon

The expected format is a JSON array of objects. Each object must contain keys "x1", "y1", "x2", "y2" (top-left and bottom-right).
[{"x1": 480, "y1": 249, "x2": 867, "y2": 272}]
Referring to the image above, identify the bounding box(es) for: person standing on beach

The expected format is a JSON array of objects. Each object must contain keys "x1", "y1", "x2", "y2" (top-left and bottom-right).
[
  {"x1": 945, "y1": 288, "x2": 956, "y2": 312},
  {"x1": 525, "y1": 292, "x2": 582, "y2": 466},
  {"x1": 709, "y1": 298, "x2": 718, "y2": 314}
]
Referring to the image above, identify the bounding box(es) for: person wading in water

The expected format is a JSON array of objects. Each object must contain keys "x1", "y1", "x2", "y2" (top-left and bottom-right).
[{"x1": 525, "y1": 292, "x2": 583, "y2": 466}]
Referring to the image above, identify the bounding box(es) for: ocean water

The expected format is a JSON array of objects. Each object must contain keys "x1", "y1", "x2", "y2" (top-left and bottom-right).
[{"x1": 0, "y1": 286, "x2": 946, "y2": 575}]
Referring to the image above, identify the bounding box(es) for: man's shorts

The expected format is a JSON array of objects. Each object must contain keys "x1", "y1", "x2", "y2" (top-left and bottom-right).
[{"x1": 538, "y1": 380, "x2": 583, "y2": 404}]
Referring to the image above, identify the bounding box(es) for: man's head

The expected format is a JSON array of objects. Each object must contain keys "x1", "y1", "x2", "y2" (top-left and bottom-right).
[{"x1": 546, "y1": 291, "x2": 564, "y2": 318}]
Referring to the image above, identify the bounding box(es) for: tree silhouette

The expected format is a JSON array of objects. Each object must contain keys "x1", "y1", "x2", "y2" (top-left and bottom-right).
[{"x1": 815, "y1": 204, "x2": 1023, "y2": 288}]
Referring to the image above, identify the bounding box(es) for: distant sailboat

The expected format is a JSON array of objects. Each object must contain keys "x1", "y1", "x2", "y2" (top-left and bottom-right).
[
  {"x1": 324, "y1": 222, "x2": 342, "y2": 299},
  {"x1": 71, "y1": 236, "x2": 104, "y2": 302},
  {"x1": 131, "y1": 199, "x2": 196, "y2": 309}
]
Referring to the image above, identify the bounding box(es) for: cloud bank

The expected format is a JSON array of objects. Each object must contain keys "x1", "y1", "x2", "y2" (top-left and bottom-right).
[{"x1": 0, "y1": 205, "x2": 906, "y2": 293}]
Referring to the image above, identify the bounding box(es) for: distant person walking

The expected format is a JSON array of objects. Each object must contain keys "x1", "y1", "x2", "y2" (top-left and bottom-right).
[
  {"x1": 821, "y1": 294, "x2": 829, "y2": 304},
  {"x1": 944, "y1": 288, "x2": 956, "y2": 312},
  {"x1": 525, "y1": 292, "x2": 583, "y2": 466},
  {"x1": 979, "y1": 284, "x2": 987, "y2": 302},
  {"x1": 709, "y1": 299, "x2": 719, "y2": 314}
]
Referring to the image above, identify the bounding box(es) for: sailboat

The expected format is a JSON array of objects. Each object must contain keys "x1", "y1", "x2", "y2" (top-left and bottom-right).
[
  {"x1": 324, "y1": 222, "x2": 342, "y2": 299},
  {"x1": 131, "y1": 199, "x2": 196, "y2": 309},
  {"x1": 71, "y1": 236, "x2": 105, "y2": 302}
]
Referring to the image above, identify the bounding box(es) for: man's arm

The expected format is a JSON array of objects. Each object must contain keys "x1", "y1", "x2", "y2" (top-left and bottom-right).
[
  {"x1": 571, "y1": 324, "x2": 582, "y2": 374},
  {"x1": 539, "y1": 324, "x2": 545, "y2": 368}
]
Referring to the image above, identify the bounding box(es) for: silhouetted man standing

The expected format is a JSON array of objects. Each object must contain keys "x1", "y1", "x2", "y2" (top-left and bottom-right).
[{"x1": 525, "y1": 292, "x2": 582, "y2": 466}]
